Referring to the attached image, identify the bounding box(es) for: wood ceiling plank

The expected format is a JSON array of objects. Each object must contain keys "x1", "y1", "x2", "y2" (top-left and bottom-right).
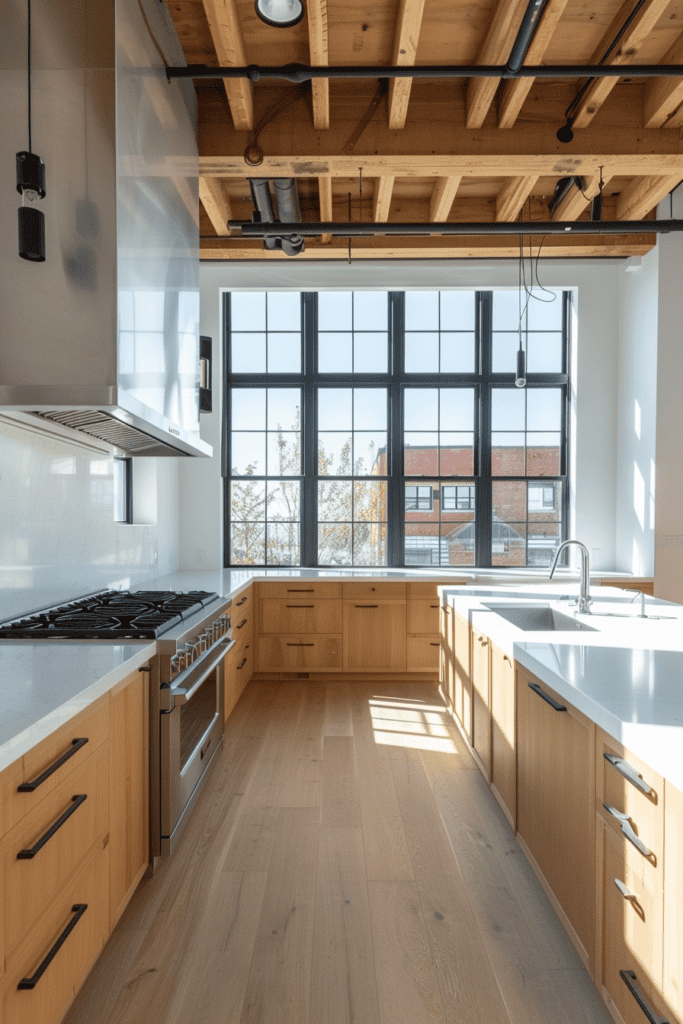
[
  {"x1": 497, "y1": 0, "x2": 572, "y2": 129},
  {"x1": 616, "y1": 173, "x2": 682, "y2": 219},
  {"x1": 466, "y1": 0, "x2": 530, "y2": 130},
  {"x1": 199, "y1": 176, "x2": 233, "y2": 235},
  {"x1": 550, "y1": 171, "x2": 613, "y2": 222},
  {"x1": 495, "y1": 174, "x2": 539, "y2": 221},
  {"x1": 571, "y1": 0, "x2": 674, "y2": 130},
  {"x1": 644, "y1": 31, "x2": 683, "y2": 127},
  {"x1": 429, "y1": 176, "x2": 462, "y2": 222},
  {"x1": 307, "y1": 0, "x2": 330, "y2": 130},
  {"x1": 373, "y1": 176, "x2": 396, "y2": 221},
  {"x1": 319, "y1": 175, "x2": 333, "y2": 244},
  {"x1": 201, "y1": 0, "x2": 253, "y2": 130},
  {"x1": 388, "y1": 0, "x2": 428, "y2": 130}
]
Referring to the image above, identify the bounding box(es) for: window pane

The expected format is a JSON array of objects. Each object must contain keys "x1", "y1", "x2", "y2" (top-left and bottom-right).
[
  {"x1": 319, "y1": 333, "x2": 352, "y2": 372},
  {"x1": 440, "y1": 291, "x2": 476, "y2": 331},
  {"x1": 231, "y1": 433, "x2": 266, "y2": 475},
  {"x1": 267, "y1": 480, "x2": 300, "y2": 520},
  {"x1": 492, "y1": 389, "x2": 525, "y2": 431},
  {"x1": 230, "y1": 522, "x2": 265, "y2": 565},
  {"x1": 319, "y1": 480, "x2": 352, "y2": 520},
  {"x1": 318, "y1": 522, "x2": 351, "y2": 565},
  {"x1": 267, "y1": 432, "x2": 300, "y2": 475},
  {"x1": 230, "y1": 479, "x2": 267, "y2": 521},
  {"x1": 527, "y1": 389, "x2": 562, "y2": 431},
  {"x1": 404, "y1": 522, "x2": 440, "y2": 565},
  {"x1": 441, "y1": 483, "x2": 476, "y2": 519},
  {"x1": 527, "y1": 333, "x2": 563, "y2": 373},
  {"x1": 354, "y1": 480, "x2": 388, "y2": 522},
  {"x1": 353, "y1": 523, "x2": 387, "y2": 565},
  {"x1": 354, "y1": 432, "x2": 386, "y2": 474},
  {"x1": 354, "y1": 292, "x2": 388, "y2": 331},
  {"x1": 405, "y1": 333, "x2": 439, "y2": 373},
  {"x1": 405, "y1": 484, "x2": 433, "y2": 511},
  {"x1": 318, "y1": 433, "x2": 352, "y2": 475},
  {"x1": 491, "y1": 434, "x2": 525, "y2": 475},
  {"x1": 405, "y1": 291, "x2": 439, "y2": 330},
  {"x1": 440, "y1": 332, "x2": 475, "y2": 373},
  {"x1": 439, "y1": 433, "x2": 474, "y2": 476},
  {"x1": 232, "y1": 388, "x2": 265, "y2": 429},
  {"x1": 267, "y1": 333, "x2": 301, "y2": 373},
  {"x1": 440, "y1": 389, "x2": 474, "y2": 431},
  {"x1": 527, "y1": 290, "x2": 563, "y2": 331},
  {"x1": 267, "y1": 389, "x2": 300, "y2": 430},
  {"x1": 526, "y1": 523, "x2": 562, "y2": 567},
  {"x1": 354, "y1": 333, "x2": 388, "y2": 373},
  {"x1": 319, "y1": 388, "x2": 352, "y2": 430},
  {"x1": 404, "y1": 389, "x2": 438, "y2": 430},
  {"x1": 404, "y1": 434, "x2": 438, "y2": 475},
  {"x1": 491, "y1": 522, "x2": 527, "y2": 566},
  {"x1": 267, "y1": 291, "x2": 301, "y2": 329},
  {"x1": 232, "y1": 333, "x2": 266, "y2": 373},
  {"x1": 527, "y1": 434, "x2": 561, "y2": 476},
  {"x1": 527, "y1": 481, "x2": 561, "y2": 520},
  {"x1": 267, "y1": 521, "x2": 300, "y2": 566},
  {"x1": 319, "y1": 291, "x2": 352, "y2": 330},
  {"x1": 492, "y1": 291, "x2": 521, "y2": 331},
  {"x1": 231, "y1": 292, "x2": 266, "y2": 331},
  {"x1": 354, "y1": 389, "x2": 387, "y2": 430},
  {"x1": 492, "y1": 332, "x2": 520, "y2": 374},
  {"x1": 492, "y1": 480, "x2": 526, "y2": 522}
]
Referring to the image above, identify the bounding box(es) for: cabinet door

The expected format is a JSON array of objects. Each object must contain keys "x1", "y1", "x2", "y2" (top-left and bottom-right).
[
  {"x1": 516, "y1": 669, "x2": 595, "y2": 970},
  {"x1": 490, "y1": 643, "x2": 516, "y2": 828},
  {"x1": 407, "y1": 599, "x2": 441, "y2": 634},
  {"x1": 109, "y1": 669, "x2": 149, "y2": 930},
  {"x1": 471, "y1": 629, "x2": 491, "y2": 780},
  {"x1": 453, "y1": 611, "x2": 472, "y2": 740},
  {"x1": 406, "y1": 637, "x2": 441, "y2": 672},
  {"x1": 343, "y1": 602, "x2": 406, "y2": 672},
  {"x1": 664, "y1": 781, "x2": 683, "y2": 1022}
]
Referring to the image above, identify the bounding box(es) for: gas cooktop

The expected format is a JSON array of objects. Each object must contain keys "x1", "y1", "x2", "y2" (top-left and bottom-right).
[{"x1": 0, "y1": 590, "x2": 219, "y2": 640}]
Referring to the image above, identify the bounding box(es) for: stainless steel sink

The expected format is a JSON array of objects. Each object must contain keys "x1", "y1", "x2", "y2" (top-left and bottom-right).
[{"x1": 483, "y1": 603, "x2": 599, "y2": 632}]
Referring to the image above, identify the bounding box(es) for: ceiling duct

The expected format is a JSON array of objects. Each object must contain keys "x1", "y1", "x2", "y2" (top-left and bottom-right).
[
  {"x1": 249, "y1": 178, "x2": 305, "y2": 257},
  {"x1": 548, "y1": 176, "x2": 584, "y2": 217}
]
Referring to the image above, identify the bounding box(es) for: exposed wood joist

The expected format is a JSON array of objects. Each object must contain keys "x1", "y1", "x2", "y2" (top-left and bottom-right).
[
  {"x1": 373, "y1": 177, "x2": 395, "y2": 221},
  {"x1": 318, "y1": 175, "x2": 333, "y2": 244},
  {"x1": 549, "y1": 171, "x2": 613, "y2": 221},
  {"x1": 571, "y1": 0, "x2": 673, "y2": 130},
  {"x1": 429, "y1": 176, "x2": 462, "y2": 222},
  {"x1": 616, "y1": 173, "x2": 682, "y2": 219},
  {"x1": 307, "y1": 0, "x2": 330, "y2": 130},
  {"x1": 495, "y1": 174, "x2": 539, "y2": 221},
  {"x1": 498, "y1": 0, "x2": 571, "y2": 129},
  {"x1": 199, "y1": 177, "x2": 233, "y2": 235},
  {"x1": 388, "y1": 0, "x2": 427, "y2": 130},
  {"x1": 644, "y1": 31, "x2": 683, "y2": 127},
  {"x1": 202, "y1": 0, "x2": 253, "y2": 130},
  {"x1": 466, "y1": 0, "x2": 529, "y2": 129}
]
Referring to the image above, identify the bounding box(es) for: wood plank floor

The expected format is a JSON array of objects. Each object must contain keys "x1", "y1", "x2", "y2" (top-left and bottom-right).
[{"x1": 64, "y1": 680, "x2": 613, "y2": 1024}]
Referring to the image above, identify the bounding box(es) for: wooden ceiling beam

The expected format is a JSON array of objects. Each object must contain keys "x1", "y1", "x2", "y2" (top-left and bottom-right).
[
  {"x1": 318, "y1": 175, "x2": 333, "y2": 244},
  {"x1": 388, "y1": 0, "x2": 427, "y2": 130},
  {"x1": 307, "y1": 0, "x2": 329, "y2": 130},
  {"x1": 199, "y1": 177, "x2": 233, "y2": 235},
  {"x1": 571, "y1": 0, "x2": 673, "y2": 130},
  {"x1": 616, "y1": 174, "x2": 682, "y2": 219},
  {"x1": 429, "y1": 176, "x2": 462, "y2": 222},
  {"x1": 202, "y1": 0, "x2": 253, "y2": 130},
  {"x1": 466, "y1": 0, "x2": 529, "y2": 129},
  {"x1": 373, "y1": 177, "x2": 396, "y2": 221},
  {"x1": 644, "y1": 31, "x2": 683, "y2": 127},
  {"x1": 497, "y1": 0, "x2": 571, "y2": 129},
  {"x1": 495, "y1": 175, "x2": 539, "y2": 221},
  {"x1": 549, "y1": 171, "x2": 613, "y2": 221}
]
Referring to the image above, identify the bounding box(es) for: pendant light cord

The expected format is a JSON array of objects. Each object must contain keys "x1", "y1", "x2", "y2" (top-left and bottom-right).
[{"x1": 27, "y1": 0, "x2": 32, "y2": 152}]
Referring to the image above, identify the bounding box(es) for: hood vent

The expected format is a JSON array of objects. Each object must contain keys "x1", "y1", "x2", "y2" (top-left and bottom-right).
[{"x1": 30, "y1": 410, "x2": 188, "y2": 457}]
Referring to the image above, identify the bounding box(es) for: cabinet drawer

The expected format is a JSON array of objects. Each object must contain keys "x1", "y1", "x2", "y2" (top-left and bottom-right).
[
  {"x1": 407, "y1": 599, "x2": 441, "y2": 634},
  {"x1": 1, "y1": 697, "x2": 109, "y2": 840},
  {"x1": 342, "y1": 581, "x2": 406, "y2": 599},
  {"x1": 257, "y1": 582, "x2": 342, "y2": 600},
  {"x1": 597, "y1": 729, "x2": 663, "y2": 869},
  {"x1": 406, "y1": 637, "x2": 441, "y2": 672},
  {"x1": 3, "y1": 744, "x2": 109, "y2": 957},
  {"x1": 260, "y1": 598, "x2": 342, "y2": 634},
  {"x1": 234, "y1": 642, "x2": 253, "y2": 697},
  {"x1": 258, "y1": 635, "x2": 342, "y2": 671},
  {"x1": 0, "y1": 837, "x2": 109, "y2": 1024},
  {"x1": 407, "y1": 581, "x2": 466, "y2": 599},
  {"x1": 600, "y1": 821, "x2": 665, "y2": 1024}
]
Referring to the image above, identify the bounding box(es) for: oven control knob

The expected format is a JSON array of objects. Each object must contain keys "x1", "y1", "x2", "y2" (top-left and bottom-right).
[{"x1": 170, "y1": 654, "x2": 180, "y2": 680}]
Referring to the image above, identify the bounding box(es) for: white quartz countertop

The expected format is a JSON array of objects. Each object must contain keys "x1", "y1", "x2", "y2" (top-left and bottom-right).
[{"x1": 445, "y1": 585, "x2": 683, "y2": 790}]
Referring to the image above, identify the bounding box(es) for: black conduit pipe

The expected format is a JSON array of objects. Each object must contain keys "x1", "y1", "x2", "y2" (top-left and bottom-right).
[
  {"x1": 248, "y1": 177, "x2": 305, "y2": 256},
  {"x1": 228, "y1": 219, "x2": 683, "y2": 238},
  {"x1": 506, "y1": 0, "x2": 549, "y2": 74}
]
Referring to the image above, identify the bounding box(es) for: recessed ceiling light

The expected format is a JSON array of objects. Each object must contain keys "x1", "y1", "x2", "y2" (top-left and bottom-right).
[{"x1": 255, "y1": 0, "x2": 305, "y2": 28}]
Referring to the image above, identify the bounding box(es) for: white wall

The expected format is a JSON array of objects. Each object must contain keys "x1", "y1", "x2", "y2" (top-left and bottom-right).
[
  {"x1": 185, "y1": 259, "x2": 623, "y2": 572},
  {"x1": 0, "y1": 416, "x2": 179, "y2": 621}
]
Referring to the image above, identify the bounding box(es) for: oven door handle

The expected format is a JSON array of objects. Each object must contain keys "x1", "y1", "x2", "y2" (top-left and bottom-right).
[{"x1": 166, "y1": 639, "x2": 233, "y2": 710}]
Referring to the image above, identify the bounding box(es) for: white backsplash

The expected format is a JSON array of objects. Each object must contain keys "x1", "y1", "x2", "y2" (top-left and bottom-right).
[{"x1": 0, "y1": 417, "x2": 179, "y2": 621}]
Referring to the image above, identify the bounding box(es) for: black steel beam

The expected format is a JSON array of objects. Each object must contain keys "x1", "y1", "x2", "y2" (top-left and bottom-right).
[{"x1": 227, "y1": 219, "x2": 683, "y2": 238}]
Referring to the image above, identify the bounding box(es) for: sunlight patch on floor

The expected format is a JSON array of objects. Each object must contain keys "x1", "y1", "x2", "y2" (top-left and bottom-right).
[
  {"x1": 368, "y1": 698, "x2": 457, "y2": 753},
  {"x1": 372, "y1": 729, "x2": 457, "y2": 753}
]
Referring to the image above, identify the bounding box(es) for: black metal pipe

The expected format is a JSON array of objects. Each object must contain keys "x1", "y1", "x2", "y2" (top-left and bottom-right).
[
  {"x1": 228, "y1": 218, "x2": 683, "y2": 237},
  {"x1": 169, "y1": 62, "x2": 683, "y2": 83},
  {"x1": 506, "y1": 0, "x2": 549, "y2": 74},
  {"x1": 249, "y1": 177, "x2": 305, "y2": 256}
]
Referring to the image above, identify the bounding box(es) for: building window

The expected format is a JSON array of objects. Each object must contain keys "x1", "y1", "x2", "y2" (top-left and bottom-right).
[
  {"x1": 113, "y1": 457, "x2": 132, "y2": 524},
  {"x1": 225, "y1": 290, "x2": 570, "y2": 568}
]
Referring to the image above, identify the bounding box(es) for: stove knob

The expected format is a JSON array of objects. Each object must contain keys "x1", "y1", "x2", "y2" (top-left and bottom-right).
[{"x1": 170, "y1": 654, "x2": 181, "y2": 680}]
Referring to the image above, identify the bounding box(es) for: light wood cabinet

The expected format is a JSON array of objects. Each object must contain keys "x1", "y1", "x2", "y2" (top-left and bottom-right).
[
  {"x1": 342, "y1": 600, "x2": 406, "y2": 672},
  {"x1": 471, "y1": 628, "x2": 491, "y2": 781},
  {"x1": 440, "y1": 604, "x2": 455, "y2": 707},
  {"x1": 453, "y1": 610, "x2": 472, "y2": 741},
  {"x1": 407, "y1": 637, "x2": 441, "y2": 672},
  {"x1": 109, "y1": 669, "x2": 149, "y2": 930},
  {"x1": 490, "y1": 643, "x2": 516, "y2": 829},
  {"x1": 664, "y1": 781, "x2": 683, "y2": 1023},
  {"x1": 599, "y1": 578, "x2": 654, "y2": 596},
  {"x1": 258, "y1": 581, "x2": 342, "y2": 600},
  {"x1": 596, "y1": 729, "x2": 663, "y2": 871},
  {"x1": 516, "y1": 667, "x2": 595, "y2": 972},
  {"x1": 342, "y1": 581, "x2": 406, "y2": 600},
  {"x1": 407, "y1": 599, "x2": 441, "y2": 635},
  {"x1": 260, "y1": 598, "x2": 342, "y2": 634},
  {"x1": 258, "y1": 635, "x2": 342, "y2": 671}
]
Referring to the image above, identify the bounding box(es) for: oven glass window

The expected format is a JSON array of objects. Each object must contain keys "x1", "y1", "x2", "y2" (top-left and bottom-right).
[{"x1": 178, "y1": 670, "x2": 219, "y2": 770}]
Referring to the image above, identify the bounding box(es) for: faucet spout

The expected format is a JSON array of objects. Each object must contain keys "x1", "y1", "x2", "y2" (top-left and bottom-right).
[{"x1": 549, "y1": 539, "x2": 592, "y2": 614}]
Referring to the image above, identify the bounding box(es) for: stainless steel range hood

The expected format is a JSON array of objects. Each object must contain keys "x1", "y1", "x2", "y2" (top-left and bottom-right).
[{"x1": 0, "y1": 0, "x2": 212, "y2": 458}]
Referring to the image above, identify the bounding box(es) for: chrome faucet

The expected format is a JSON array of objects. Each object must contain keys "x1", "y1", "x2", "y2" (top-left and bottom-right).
[
  {"x1": 549, "y1": 540, "x2": 592, "y2": 614},
  {"x1": 625, "y1": 589, "x2": 647, "y2": 618}
]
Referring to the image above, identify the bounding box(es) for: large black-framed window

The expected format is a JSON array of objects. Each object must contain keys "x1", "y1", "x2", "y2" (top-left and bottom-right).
[{"x1": 224, "y1": 289, "x2": 570, "y2": 569}]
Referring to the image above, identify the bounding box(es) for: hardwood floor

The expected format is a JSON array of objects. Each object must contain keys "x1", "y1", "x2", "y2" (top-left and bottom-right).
[{"x1": 63, "y1": 680, "x2": 613, "y2": 1024}]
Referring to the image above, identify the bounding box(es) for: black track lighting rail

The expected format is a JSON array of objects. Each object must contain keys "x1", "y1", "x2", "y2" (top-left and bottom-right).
[
  {"x1": 167, "y1": 62, "x2": 683, "y2": 83},
  {"x1": 227, "y1": 219, "x2": 683, "y2": 238}
]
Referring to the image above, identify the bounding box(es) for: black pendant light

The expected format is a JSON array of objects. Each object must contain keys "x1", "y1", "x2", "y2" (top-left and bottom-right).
[
  {"x1": 254, "y1": 0, "x2": 305, "y2": 28},
  {"x1": 515, "y1": 234, "x2": 527, "y2": 388},
  {"x1": 17, "y1": 0, "x2": 46, "y2": 262}
]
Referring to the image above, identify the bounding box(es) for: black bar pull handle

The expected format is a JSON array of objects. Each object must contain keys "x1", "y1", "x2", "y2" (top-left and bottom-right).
[
  {"x1": 528, "y1": 682, "x2": 566, "y2": 712},
  {"x1": 604, "y1": 753, "x2": 654, "y2": 797},
  {"x1": 430, "y1": 642, "x2": 440, "y2": 646},
  {"x1": 287, "y1": 588, "x2": 314, "y2": 592},
  {"x1": 236, "y1": 596, "x2": 248, "y2": 606},
  {"x1": 430, "y1": 604, "x2": 440, "y2": 608},
  {"x1": 603, "y1": 803, "x2": 652, "y2": 858},
  {"x1": 620, "y1": 971, "x2": 670, "y2": 1024},
  {"x1": 236, "y1": 619, "x2": 247, "y2": 629},
  {"x1": 17, "y1": 795, "x2": 87, "y2": 860},
  {"x1": 287, "y1": 604, "x2": 314, "y2": 608},
  {"x1": 237, "y1": 658, "x2": 247, "y2": 669},
  {"x1": 18, "y1": 738, "x2": 88, "y2": 792},
  {"x1": 287, "y1": 642, "x2": 315, "y2": 647},
  {"x1": 355, "y1": 604, "x2": 378, "y2": 608},
  {"x1": 17, "y1": 904, "x2": 88, "y2": 990}
]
